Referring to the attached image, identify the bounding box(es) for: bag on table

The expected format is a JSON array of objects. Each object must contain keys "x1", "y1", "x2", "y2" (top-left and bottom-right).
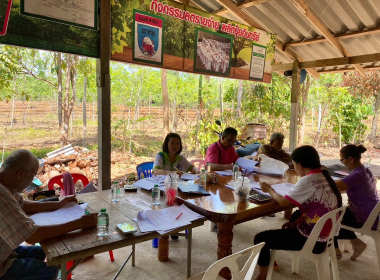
[{"x1": 255, "y1": 154, "x2": 289, "y2": 176}]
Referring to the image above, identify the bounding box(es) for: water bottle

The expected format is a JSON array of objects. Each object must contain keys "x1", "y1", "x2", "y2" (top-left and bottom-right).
[
  {"x1": 199, "y1": 170, "x2": 207, "y2": 187},
  {"x1": 205, "y1": 162, "x2": 210, "y2": 173},
  {"x1": 111, "y1": 181, "x2": 120, "y2": 202},
  {"x1": 152, "y1": 184, "x2": 160, "y2": 205},
  {"x1": 97, "y1": 209, "x2": 109, "y2": 237},
  {"x1": 233, "y1": 163, "x2": 239, "y2": 181}
]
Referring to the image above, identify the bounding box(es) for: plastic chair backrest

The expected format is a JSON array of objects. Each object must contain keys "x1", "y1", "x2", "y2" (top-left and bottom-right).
[
  {"x1": 302, "y1": 206, "x2": 346, "y2": 255},
  {"x1": 201, "y1": 242, "x2": 265, "y2": 280},
  {"x1": 48, "y1": 173, "x2": 89, "y2": 191},
  {"x1": 136, "y1": 162, "x2": 154, "y2": 179},
  {"x1": 345, "y1": 201, "x2": 380, "y2": 233},
  {"x1": 190, "y1": 159, "x2": 205, "y2": 170}
]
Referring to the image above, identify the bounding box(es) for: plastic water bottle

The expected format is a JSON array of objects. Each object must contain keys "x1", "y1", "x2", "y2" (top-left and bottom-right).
[
  {"x1": 205, "y1": 162, "x2": 210, "y2": 173},
  {"x1": 111, "y1": 181, "x2": 120, "y2": 202},
  {"x1": 233, "y1": 163, "x2": 239, "y2": 181},
  {"x1": 152, "y1": 184, "x2": 160, "y2": 205},
  {"x1": 97, "y1": 209, "x2": 109, "y2": 237},
  {"x1": 199, "y1": 170, "x2": 207, "y2": 187}
]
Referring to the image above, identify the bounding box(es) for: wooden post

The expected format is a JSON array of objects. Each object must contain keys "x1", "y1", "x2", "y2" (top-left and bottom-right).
[
  {"x1": 97, "y1": 0, "x2": 111, "y2": 191},
  {"x1": 289, "y1": 62, "x2": 300, "y2": 152}
]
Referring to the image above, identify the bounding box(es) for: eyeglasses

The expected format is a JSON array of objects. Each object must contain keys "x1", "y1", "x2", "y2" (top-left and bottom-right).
[
  {"x1": 340, "y1": 158, "x2": 348, "y2": 164},
  {"x1": 226, "y1": 137, "x2": 236, "y2": 145},
  {"x1": 26, "y1": 169, "x2": 37, "y2": 177}
]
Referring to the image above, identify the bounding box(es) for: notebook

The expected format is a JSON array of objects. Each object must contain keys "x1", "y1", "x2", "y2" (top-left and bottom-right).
[{"x1": 178, "y1": 183, "x2": 210, "y2": 196}]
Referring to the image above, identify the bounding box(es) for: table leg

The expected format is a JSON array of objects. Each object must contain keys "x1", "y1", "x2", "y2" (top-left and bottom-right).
[
  {"x1": 187, "y1": 228, "x2": 192, "y2": 278},
  {"x1": 217, "y1": 222, "x2": 234, "y2": 279},
  {"x1": 158, "y1": 236, "x2": 169, "y2": 262},
  {"x1": 61, "y1": 262, "x2": 67, "y2": 280},
  {"x1": 284, "y1": 209, "x2": 293, "y2": 220},
  {"x1": 132, "y1": 244, "x2": 135, "y2": 266}
]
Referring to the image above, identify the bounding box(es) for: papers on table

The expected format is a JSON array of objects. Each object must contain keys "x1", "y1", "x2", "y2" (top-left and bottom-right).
[
  {"x1": 136, "y1": 204, "x2": 204, "y2": 235},
  {"x1": 146, "y1": 175, "x2": 167, "y2": 184},
  {"x1": 78, "y1": 182, "x2": 97, "y2": 194},
  {"x1": 250, "y1": 182, "x2": 294, "y2": 197},
  {"x1": 334, "y1": 170, "x2": 350, "y2": 176},
  {"x1": 331, "y1": 176, "x2": 341, "y2": 181},
  {"x1": 180, "y1": 173, "x2": 196, "y2": 180},
  {"x1": 215, "y1": 170, "x2": 234, "y2": 176},
  {"x1": 125, "y1": 196, "x2": 152, "y2": 210},
  {"x1": 30, "y1": 202, "x2": 85, "y2": 226},
  {"x1": 236, "y1": 158, "x2": 259, "y2": 171},
  {"x1": 133, "y1": 178, "x2": 164, "y2": 191}
]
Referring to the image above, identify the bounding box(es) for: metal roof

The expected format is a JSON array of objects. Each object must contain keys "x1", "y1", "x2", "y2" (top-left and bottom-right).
[{"x1": 190, "y1": 0, "x2": 380, "y2": 74}]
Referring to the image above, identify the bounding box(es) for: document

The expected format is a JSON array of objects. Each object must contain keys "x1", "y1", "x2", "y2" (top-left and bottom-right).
[
  {"x1": 250, "y1": 182, "x2": 294, "y2": 197},
  {"x1": 133, "y1": 178, "x2": 164, "y2": 190},
  {"x1": 30, "y1": 202, "x2": 85, "y2": 226},
  {"x1": 125, "y1": 196, "x2": 152, "y2": 211},
  {"x1": 331, "y1": 176, "x2": 341, "y2": 181},
  {"x1": 136, "y1": 211, "x2": 160, "y2": 233},
  {"x1": 237, "y1": 158, "x2": 259, "y2": 171},
  {"x1": 215, "y1": 170, "x2": 234, "y2": 176},
  {"x1": 334, "y1": 170, "x2": 350, "y2": 176},
  {"x1": 146, "y1": 175, "x2": 167, "y2": 184},
  {"x1": 180, "y1": 174, "x2": 196, "y2": 180}
]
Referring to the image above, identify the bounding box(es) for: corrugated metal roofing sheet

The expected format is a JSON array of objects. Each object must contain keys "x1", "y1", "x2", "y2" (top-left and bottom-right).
[{"x1": 191, "y1": 0, "x2": 380, "y2": 73}]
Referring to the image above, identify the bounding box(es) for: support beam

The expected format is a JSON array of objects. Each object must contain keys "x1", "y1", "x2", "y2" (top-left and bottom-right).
[
  {"x1": 317, "y1": 65, "x2": 380, "y2": 74},
  {"x1": 97, "y1": 0, "x2": 111, "y2": 190},
  {"x1": 289, "y1": 62, "x2": 300, "y2": 152},
  {"x1": 216, "y1": 0, "x2": 272, "y2": 16},
  {"x1": 288, "y1": 0, "x2": 365, "y2": 76},
  {"x1": 305, "y1": 68, "x2": 320, "y2": 79},
  {"x1": 272, "y1": 52, "x2": 380, "y2": 72}
]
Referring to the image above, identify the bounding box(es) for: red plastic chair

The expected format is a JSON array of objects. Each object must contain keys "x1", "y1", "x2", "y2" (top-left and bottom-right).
[
  {"x1": 190, "y1": 159, "x2": 205, "y2": 170},
  {"x1": 47, "y1": 173, "x2": 114, "y2": 280},
  {"x1": 48, "y1": 173, "x2": 89, "y2": 191}
]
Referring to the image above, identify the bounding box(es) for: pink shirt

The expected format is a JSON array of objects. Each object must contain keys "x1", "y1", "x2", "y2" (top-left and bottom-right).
[{"x1": 205, "y1": 141, "x2": 239, "y2": 165}]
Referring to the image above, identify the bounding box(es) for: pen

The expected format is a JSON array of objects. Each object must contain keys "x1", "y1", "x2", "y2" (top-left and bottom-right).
[{"x1": 175, "y1": 212, "x2": 183, "y2": 220}]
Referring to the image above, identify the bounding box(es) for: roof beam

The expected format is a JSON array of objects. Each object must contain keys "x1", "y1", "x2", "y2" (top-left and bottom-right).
[
  {"x1": 216, "y1": 0, "x2": 272, "y2": 16},
  {"x1": 285, "y1": 26, "x2": 380, "y2": 48},
  {"x1": 288, "y1": 0, "x2": 365, "y2": 76},
  {"x1": 317, "y1": 66, "x2": 380, "y2": 74},
  {"x1": 272, "y1": 52, "x2": 380, "y2": 72}
]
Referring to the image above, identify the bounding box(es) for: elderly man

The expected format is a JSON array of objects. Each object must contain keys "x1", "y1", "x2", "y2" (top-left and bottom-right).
[
  {"x1": 205, "y1": 127, "x2": 239, "y2": 171},
  {"x1": 0, "y1": 149, "x2": 97, "y2": 280},
  {"x1": 257, "y1": 132, "x2": 292, "y2": 168}
]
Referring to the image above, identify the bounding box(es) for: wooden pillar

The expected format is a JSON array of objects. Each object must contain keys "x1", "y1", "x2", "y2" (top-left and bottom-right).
[
  {"x1": 97, "y1": 0, "x2": 111, "y2": 190},
  {"x1": 289, "y1": 62, "x2": 300, "y2": 152}
]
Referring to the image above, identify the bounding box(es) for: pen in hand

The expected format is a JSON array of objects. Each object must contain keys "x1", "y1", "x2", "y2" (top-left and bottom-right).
[{"x1": 175, "y1": 212, "x2": 183, "y2": 220}]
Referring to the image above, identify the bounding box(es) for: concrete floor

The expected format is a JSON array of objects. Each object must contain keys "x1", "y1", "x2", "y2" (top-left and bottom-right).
[{"x1": 68, "y1": 194, "x2": 380, "y2": 280}]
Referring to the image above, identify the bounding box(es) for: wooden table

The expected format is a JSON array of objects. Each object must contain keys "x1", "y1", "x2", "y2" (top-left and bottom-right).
[
  {"x1": 40, "y1": 189, "x2": 205, "y2": 280},
  {"x1": 177, "y1": 170, "x2": 299, "y2": 279}
]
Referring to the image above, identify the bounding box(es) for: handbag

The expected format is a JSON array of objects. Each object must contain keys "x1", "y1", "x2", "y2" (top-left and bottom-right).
[{"x1": 255, "y1": 154, "x2": 289, "y2": 176}]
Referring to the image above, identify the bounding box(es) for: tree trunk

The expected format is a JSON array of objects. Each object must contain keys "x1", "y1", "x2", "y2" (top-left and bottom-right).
[
  {"x1": 135, "y1": 69, "x2": 144, "y2": 130},
  {"x1": 370, "y1": 91, "x2": 380, "y2": 142},
  {"x1": 162, "y1": 69, "x2": 170, "y2": 138},
  {"x1": 56, "y1": 53, "x2": 63, "y2": 128},
  {"x1": 297, "y1": 76, "x2": 310, "y2": 146},
  {"x1": 10, "y1": 93, "x2": 15, "y2": 129},
  {"x1": 236, "y1": 79, "x2": 243, "y2": 117},
  {"x1": 196, "y1": 75, "x2": 203, "y2": 153},
  {"x1": 219, "y1": 78, "x2": 223, "y2": 118},
  {"x1": 172, "y1": 72, "x2": 178, "y2": 132},
  {"x1": 83, "y1": 76, "x2": 87, "y2": 146}
]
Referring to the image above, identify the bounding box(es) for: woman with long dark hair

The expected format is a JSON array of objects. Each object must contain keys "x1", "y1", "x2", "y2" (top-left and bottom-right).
[
  {"x1": 253, "y1": 145, "x2": 342, "y2": 280},
  {"x1": 334, "y1": 144, "x2": 379, "y2": 260}
]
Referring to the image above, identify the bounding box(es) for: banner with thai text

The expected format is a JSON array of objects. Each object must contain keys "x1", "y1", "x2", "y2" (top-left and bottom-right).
[{"x1": 111, "y1": 0, "x2": 277, "y2": 82}]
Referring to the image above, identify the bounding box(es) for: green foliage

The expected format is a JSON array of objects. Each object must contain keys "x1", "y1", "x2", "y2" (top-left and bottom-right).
[{"x1": 0, "y1": 147, "x2": 55, "y2": 160}]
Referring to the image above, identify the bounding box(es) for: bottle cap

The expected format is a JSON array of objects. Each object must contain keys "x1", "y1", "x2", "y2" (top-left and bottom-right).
[
  {"x1": 235, "y1": 163, "x2": 238, "y2": 165},
  {"x1": 154, "y1": 184, "x2": 159, "y2": 187},
  {"x1": 201, "y1": 169, "x2": 205, "y2": 173},
  {"x1": 100, "y1": 208, "x2": 106, "y2": 213},
  {"x1": 113, "y1": 181, "x2": 118, "y2": 184}
]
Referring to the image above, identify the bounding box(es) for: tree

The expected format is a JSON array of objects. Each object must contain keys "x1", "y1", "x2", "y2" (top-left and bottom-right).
[
  {"x1": 231, "y1": 37, "x2": 251, "y2": 67},
  {"x1": 297, "y1": 76, "x2": 311, "y2": 146},
  {"x1": 54, "y1": 52, "x2": 63, "y2": 128},
  {"x1": 342, "y1": 71, "x2": 380, "y2": 142},
  {"x1": 236, "y1": 79, "x2": 243, "y2": 117}
]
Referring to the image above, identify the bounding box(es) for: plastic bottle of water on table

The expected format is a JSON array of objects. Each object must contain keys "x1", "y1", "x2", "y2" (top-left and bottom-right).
[
  {"x1": 199, "y1": 170, "x2": 207, "y2": 187},
  {"x1": 152, "y1": 184, "x2": 160, "y2": 205},
  {"x1": 97, "y1": 208, "x2": 109, "y2": 237},
  {"x1": 112, "y1": 181, "x2": 120, "y2": 202},
  {"x1": 233, "y1": 163, "x2": 239, "y2": 181}
]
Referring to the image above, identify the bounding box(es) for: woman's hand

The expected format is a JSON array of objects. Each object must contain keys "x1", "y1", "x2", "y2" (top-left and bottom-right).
[
  {"x1": 282, "y1": 221, "x2": 297, "y2": 229},
  {"x1": 58, "y1": 195, "x2": 78, "y2": 207},
  {"x1": 259, "y1": 182, "x2": 272, "y2": 193},
  {"x1": 176, "y1": 171, "x2": 184, "y2": 176}
]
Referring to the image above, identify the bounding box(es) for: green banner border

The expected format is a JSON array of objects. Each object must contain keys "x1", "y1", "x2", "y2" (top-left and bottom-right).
[
  {"x1": 132, "y1": 9, "x2": 165, "y2": 67},
  {"x1": 193, "y1": 27, "x2": 233, "y2": 77},
  {"x1": 249, "y1": 42, "x2": 267, "y2": 82}
]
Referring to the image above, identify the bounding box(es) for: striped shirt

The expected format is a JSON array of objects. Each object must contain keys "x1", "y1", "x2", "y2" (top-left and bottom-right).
[{"x1": 0, "y1": 184, "x2": 38, "y2": 277}]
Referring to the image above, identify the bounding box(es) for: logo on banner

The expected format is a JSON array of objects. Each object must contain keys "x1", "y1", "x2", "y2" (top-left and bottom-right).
[{"x1": 137, "y1": 24, "x2": 158, "y2": 57}]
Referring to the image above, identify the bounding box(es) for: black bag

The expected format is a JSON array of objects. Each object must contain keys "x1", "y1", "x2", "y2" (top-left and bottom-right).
[{"x1": 33, "y1": 190, "x2": 59, "y2": 202}]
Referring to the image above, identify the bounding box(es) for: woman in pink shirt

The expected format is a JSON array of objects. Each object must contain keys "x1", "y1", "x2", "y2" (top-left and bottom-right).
[{"x1": 253, "y1": 146, "x2": 342, "y2": 280}]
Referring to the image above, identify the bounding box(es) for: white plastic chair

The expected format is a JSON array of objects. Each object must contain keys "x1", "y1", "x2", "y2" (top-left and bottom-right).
[
  {"x1": 341, "y1": 202, "x2": 380, "y2": 276},
  {"x1": 266, "y1": 206, "x2": 346, "y2": 280},
  {"x1": 190, "y1": 159, "x2": 205, "y2": 170},
  {"x1": 187, "y1": 242, "x2": 265, "y2": 280}
]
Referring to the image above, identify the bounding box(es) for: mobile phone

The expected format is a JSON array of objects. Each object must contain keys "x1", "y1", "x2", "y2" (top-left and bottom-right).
[{"x1": 116, "y1": 223, "x2": 137, "y2": 234}]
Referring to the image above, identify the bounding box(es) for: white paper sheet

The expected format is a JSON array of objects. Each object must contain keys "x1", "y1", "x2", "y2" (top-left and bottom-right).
[
  {"x1": 78, "y1": 182, "x2": 97, "y2": 194},
  {"x1": 215, "y1": 170, "x2": 234, "y2": 176},
  {"x1": 180, "y1": 173, "x2": 196, "y2": 180},
  {"x1": 125, "y1": 196, "x2": 152, "y2": 210},
  {"x1": 133, "y1": 179, "x2": 164, "y2": 191},
  {"x1": 331, "y1": 176, "x2": 341, "y2": 181},
  {"x1": 136, "y1": 211, "x2": 160, "y2": 233},
  {"x1": 334, "y1": 171, "x2": 349, "y2": 176},
  {"x1": 237, "y1": 158, "x2": 259, "y2": 170},
  {"x1": 251, "y1": 182, "x2": 294, "y2": 197},
  {"x1": 30, "y1": 202, "x2": 85, "y2": 226},
  {"x1": 146, "y1": 175, "x2": 167, "y2": 184}
]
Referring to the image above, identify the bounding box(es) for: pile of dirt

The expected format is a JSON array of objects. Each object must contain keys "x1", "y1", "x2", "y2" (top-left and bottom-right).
[{"x1": 235, "y1": 58, "x2": 247, "y2": 67}]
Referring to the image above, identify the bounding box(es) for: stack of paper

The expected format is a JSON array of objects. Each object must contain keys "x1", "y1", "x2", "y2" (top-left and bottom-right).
[
  {"x1": 181, "y1": 173, "x2": 196, "y2": 180},
  {"x1": 136, "y1": 204, "x2": 204, "y2": 235},
  {"x1": 251, "y1": 182, "x2": 294, "y2": 197},
  {"x1": 237, "y1": 158, "x2": 259, "y2": 171},
  {"x1": 134, "y1": 178, "x2": 164, "y2": 191},
  {"x1": 215, "y1": 170, "x2": 234, "y2": 176}
]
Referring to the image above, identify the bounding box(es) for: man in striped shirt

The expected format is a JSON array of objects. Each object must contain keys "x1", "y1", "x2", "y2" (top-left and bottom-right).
[{"x1": 0, "y1": 150, "x2": 97, "y2": 280}]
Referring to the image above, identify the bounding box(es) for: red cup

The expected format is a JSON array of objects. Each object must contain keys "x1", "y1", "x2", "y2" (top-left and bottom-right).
[{"x1": 165, "y1": 188, "x2": 177, "y2": 205}]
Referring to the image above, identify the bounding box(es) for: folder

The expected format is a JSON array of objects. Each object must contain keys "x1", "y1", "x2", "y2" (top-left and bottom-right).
[{"x1": 178, "y1": 183, "x2": 210, "y2": 196}]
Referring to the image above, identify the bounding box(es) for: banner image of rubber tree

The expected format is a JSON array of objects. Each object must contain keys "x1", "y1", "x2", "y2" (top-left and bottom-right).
[
  {"x1": 194, "y1": 28, "x2": 232, "y2": 76},
  {"x1": 249, "y1": 43, "x2": 267, "y2": 81},
  {"x1": 133, "y1": 10, "x2": 164, "y2": 66}
]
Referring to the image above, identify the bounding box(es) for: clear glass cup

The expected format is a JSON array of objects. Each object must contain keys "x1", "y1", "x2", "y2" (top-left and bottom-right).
[{"x1": 165, "y1": 173, "x2": 179, "y2": 206}]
